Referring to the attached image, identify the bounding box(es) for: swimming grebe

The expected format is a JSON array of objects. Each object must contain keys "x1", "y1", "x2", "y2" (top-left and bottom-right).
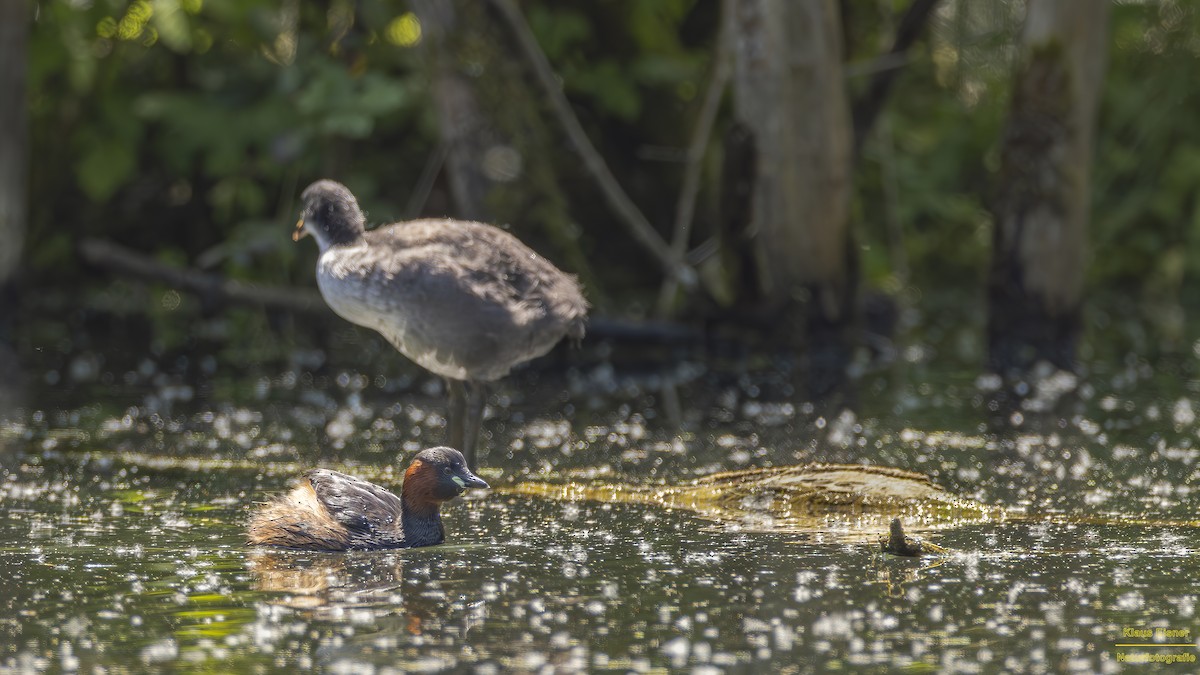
[
  {"x1": 295, "y1": 180, "x2": 588, "y2": 468},
  {"x1": 247, "y1": 446, "x2": 489, "y2": 551}
]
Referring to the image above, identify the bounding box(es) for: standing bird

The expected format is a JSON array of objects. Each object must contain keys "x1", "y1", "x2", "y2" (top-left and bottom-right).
[
  {"x1": 247, "y1": 446, "x2": 489, "y2": 551},
  {"x1": 295, "y1": 180, "x2": 587, "y2": 468}
]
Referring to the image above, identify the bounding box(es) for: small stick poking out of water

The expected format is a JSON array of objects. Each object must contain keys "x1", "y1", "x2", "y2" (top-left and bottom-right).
[{"x1": 880, "y1": 518, "x2": 946, "y2": 557}]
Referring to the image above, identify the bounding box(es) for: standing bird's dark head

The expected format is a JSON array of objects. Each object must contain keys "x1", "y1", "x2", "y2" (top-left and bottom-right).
[
  {"x1": 295, "y1": 179, "x2": 367, "y2": 250},
  {"x1": 402, "y1": 446, "x2": 490, "y2": 510}
]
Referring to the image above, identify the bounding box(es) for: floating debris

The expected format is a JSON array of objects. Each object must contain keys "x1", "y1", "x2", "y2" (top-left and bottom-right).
[{"x1": 879, "y1": 517, "x2": 948, "y2": 557}]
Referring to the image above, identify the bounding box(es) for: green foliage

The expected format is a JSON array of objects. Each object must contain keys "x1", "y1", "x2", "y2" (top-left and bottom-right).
[
  {"x1": 23, "y1": 0, "x2": 1200, "y2": 353},
  {"x1": 1090, "y1": 2, "x2": 1200, "y2": 297},
  {"x1": 850, "y1": 0, "x2": 1200, "y2": 316},
  {"x1": 29, "y1": 0, "x2": 427, "y2": 279},
  {"x1": 76, "y1": 128, "x2": 140, "y2": 201},
  {"x1": 851, "y1": 6, "x2": 1011, "y2": 291},
  {"x1": 528, "y1": 1, "x2": 709, "y2": 123}
]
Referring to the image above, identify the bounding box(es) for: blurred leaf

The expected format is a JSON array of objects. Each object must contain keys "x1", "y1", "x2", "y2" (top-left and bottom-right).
[
  {"x1": 528, "y1": 6, "x2": 591, "y2": 58},
  {"x1": 631, "y1": 54, "x2": 698, "y2": 85},
  {"x1": 320, "y1": 112, "x2": 373, "y2": 138},
  {"x1": 151, "y1": 0, "x2": 194, "y2": 52},
  {"x1": 76, "y1": 137, "x2": 137, "y2": 201},
  {"x1": 566, "y1": 60, "x2": 640, "y2": 120}
]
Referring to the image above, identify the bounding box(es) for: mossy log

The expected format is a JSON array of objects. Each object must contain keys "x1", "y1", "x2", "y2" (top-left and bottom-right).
[{"x1": 501, "y1": 463, "x2": 1003, "y2": 533}]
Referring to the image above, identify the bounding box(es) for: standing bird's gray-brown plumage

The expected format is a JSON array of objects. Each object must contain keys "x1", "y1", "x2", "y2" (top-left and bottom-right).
[
  {"x1": 295, "y1": 180, "x2": 588, "y2": 468},
  {"x1": 247, "y1": 446, "x2": 489, "y2": 551}
]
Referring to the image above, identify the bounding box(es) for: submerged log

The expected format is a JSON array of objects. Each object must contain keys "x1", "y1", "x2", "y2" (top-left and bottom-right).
[{"x1": 501, "y1": 463, "x2": 1003, "y2": 533}]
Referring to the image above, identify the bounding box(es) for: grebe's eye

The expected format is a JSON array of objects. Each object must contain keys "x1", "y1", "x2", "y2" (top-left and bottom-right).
[{"x1": 443, "y1": 466, "x2": 452, "y2": 476}]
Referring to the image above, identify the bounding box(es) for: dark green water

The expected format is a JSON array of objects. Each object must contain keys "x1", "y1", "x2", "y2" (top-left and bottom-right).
[{"x1": 3, "y1": 347, "x2": 1200, "y2": 672}]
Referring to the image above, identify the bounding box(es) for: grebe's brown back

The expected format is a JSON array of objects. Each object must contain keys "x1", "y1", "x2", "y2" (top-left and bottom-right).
[{"x1": 247, "y1": 446, "x2": 488, "y2": 551}]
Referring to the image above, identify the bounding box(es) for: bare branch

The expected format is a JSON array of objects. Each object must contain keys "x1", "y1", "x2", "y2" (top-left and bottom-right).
[
  {"x1": 656, "y1": 0, "x2": 734, "y2": 316},
  {"x1": 78, "y1": 238, "x2": 701, "y2": 345},
  {"x1": 78, "y1": 238, "x2": 327, "y2": 315},
  {"x1": 485, "y1": 0, "x2": 695, "y2": 287},
  {"x1": 851, "y1": 0, "x2": 941, "y2": 159}
]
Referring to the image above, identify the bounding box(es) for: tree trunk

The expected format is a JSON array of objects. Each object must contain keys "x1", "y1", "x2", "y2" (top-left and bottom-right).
[
  {"x1": 987, "y1": 0, "x2": 1109, "y2": 374},
  {"x1": 0, "y1": 0, "x2": 27, "y2": 289},
  {"x1": 0, "y1": 0, "x2": 26, "y2": 424},
  {"x1": 727, "y1": 0, "x2": 855, "y2": 395},
  {"x1": 407, "y1": 1, "x2": 597, "y2": 296}
]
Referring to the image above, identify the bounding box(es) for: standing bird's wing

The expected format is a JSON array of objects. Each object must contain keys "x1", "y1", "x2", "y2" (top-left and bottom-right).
[
  {"x1": 306, "y1": 469, "x2": 405, "y2": 537},
  {"x1": 362, "y1": 220, "x2": 587, "y2": 381}
]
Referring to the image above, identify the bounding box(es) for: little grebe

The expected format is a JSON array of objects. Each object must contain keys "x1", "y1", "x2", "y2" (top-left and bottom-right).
[
  {"x1": 294, "y1": 180, "x2": 588, "y2": 468},
  {"x1": 247, "y1": 446, "x2": 489, "y2": 551}
]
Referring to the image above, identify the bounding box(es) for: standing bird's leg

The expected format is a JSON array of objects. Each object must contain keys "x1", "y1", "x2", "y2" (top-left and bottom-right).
[
  {"x1": 447, "y1": 379, "x2": 487, "y2": 468},
  {"x1": 447, "y1": 379, "x2": 467, "y2": 453},
  {"x1": 461, "y1": 380, "x2": 487, "y2": 469},
  {"x1": 295, "y1": 181, "x2": 588, "y2": 471}
]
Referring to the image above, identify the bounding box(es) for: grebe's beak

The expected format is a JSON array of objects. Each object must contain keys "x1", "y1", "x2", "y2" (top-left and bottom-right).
[
  {"x1": 452, "y1": 467, "x2": 489, "y2": 491},
  {"x1": 292, "y1": 217, "x2": 308, "y2": 242}
]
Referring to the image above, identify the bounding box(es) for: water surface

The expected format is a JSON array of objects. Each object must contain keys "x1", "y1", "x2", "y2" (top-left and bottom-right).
[{"x1": 2, "y1": 348, "x2": 1199, "y2": 672}]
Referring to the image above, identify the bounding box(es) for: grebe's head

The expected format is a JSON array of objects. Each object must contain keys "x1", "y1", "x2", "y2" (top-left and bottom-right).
[
  {"x1": 295, "y1": 179, "x2": 366, "y2": 250},
  {"x1": 402, "y1": 446, "x2": 489, "y2": 507}
]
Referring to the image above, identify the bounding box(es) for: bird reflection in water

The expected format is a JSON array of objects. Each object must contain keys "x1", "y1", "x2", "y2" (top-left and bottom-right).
[
  {"x1": 872, "y1": 555, "x2": 949, "y2": 598},
  {"x1": 246, "y1": 551, "x2": 484, "y2": 637}
]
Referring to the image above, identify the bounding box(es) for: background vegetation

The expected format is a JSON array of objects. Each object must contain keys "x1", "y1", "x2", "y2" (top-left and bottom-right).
[{"x1": 13, "y1": 0, "x2": 1200, "y2": 369}]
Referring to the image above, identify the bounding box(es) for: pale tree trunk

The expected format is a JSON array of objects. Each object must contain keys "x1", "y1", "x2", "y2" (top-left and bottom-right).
[
  {"x1": 987, "y1": 0, "x2": 1108, "y2": 374},
  {"x1": 0, "y1": 0, "x2": 27, "y2": 423},
  {"x1": 727, "y1": 0, "x2": 855, "y2": 395},
  {"x1": 0, "y1": 0, "x2": 27, "y2": 290}
]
